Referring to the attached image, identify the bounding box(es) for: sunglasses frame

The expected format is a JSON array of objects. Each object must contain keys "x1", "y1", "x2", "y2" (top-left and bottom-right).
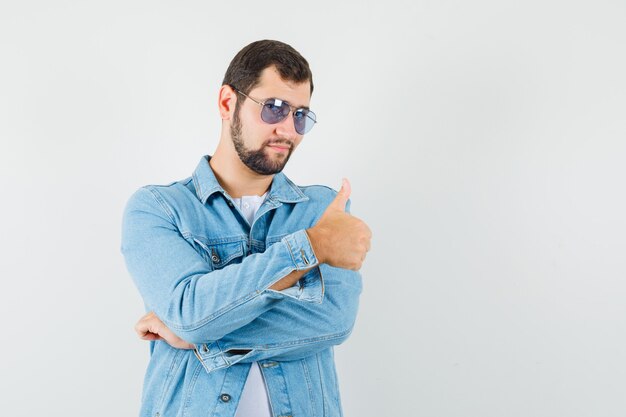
[{"x1": 231, "y1": 86, "x2": 317, "y2": 135}]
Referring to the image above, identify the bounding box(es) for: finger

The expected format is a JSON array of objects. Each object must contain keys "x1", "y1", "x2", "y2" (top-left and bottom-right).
[
  {"x1": 329, "y1": 178, "x2": 351, "y2": 211},
  {"x1": 135, "y1": 311, "x2": 154, "y2": 331},
  {"x1": 140, "y1": 333, "x2": 164, "y2": 341},
  {"x1": 135, "y1": 314, "x2": 159, "y2": 337},
  {"x1": 135, "y1": 323, "x2": 147, "y2": 337}
]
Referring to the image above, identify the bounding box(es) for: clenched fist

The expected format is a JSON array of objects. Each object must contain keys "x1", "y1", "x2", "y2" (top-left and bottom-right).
[
  {"x1": 306, "y1": 178, "x2": 372, "y2": 270},
  {"x1": 135, "y1": 311, "x2": 194, "y2": 350}
]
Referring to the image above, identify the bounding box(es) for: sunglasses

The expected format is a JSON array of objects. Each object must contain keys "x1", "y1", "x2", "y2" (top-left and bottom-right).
[{"x1": 231, "y1": 87, "x2": 317, "y2": 135}]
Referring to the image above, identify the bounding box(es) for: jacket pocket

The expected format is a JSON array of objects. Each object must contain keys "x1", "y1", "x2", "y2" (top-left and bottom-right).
[{"x1": 192, "y1": 237, "x2": 245, "y2": 270}]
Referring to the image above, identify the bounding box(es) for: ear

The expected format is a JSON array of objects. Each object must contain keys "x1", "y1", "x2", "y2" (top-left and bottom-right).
[{"x1": 218, "y1": 85, "x2": 237, "y2": 120}]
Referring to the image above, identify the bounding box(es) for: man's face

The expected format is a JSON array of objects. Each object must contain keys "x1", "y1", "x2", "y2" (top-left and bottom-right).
[{"x1": 230, "y1": 66, "x2": 311, "y2": 175}]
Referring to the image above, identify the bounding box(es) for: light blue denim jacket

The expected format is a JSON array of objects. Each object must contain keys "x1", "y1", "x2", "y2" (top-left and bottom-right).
[{"x1": 121, "y1": 155, "x2": 362, "y2": 417}]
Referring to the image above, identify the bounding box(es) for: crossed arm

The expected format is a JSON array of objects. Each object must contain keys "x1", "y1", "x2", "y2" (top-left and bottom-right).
[
  {"x1": 136, "y1": 263, "x2": 361, "y2": 366},
  {"x1": 135, "y1": 267, "x2": 313, "y2": 349},
  {"x1": 122, "y1": 187, "x2": 363, "y2": 368}
]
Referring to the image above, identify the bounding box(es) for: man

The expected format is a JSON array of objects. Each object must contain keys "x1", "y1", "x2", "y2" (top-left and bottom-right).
[{"x1": 121, "y1": 40, "x2": 371, "y2": 417}]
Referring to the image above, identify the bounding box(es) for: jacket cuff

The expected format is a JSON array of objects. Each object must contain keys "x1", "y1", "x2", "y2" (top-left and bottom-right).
[
  {"x1": 272, "y1": 229, "x2": 324, "y2": 302},
  {"x1": 281, "y1": 229, "x2": 319, "y2": 270},
  {"x1": 193, "y1": 342, "x2": 229, "y2": 373},
  {"x1": 269, "y1": 264, "x2": 324, "y2": 303},
  {"x1": 193, "y1": 342, "x2": 256, "y2": 374},
  {"x1": 193, "y1": 228, "x2": 325, "y2": 372}
]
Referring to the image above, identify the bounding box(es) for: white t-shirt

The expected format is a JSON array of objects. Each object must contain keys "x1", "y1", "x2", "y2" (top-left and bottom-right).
[{"x1": 231, "y1": 192, "x2": 272, "y2": 417}]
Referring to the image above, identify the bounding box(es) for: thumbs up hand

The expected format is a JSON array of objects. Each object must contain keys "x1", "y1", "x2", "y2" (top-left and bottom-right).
[
  {"x1": 306, "y1": 179, "x2": 372, "y2": 271},
  {"x1": 328, "y1": 177, "x2": 352, "y2": 211}
]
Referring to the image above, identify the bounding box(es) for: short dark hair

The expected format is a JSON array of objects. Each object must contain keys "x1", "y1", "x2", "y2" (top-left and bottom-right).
[{"x1": 222, "y1": 40, "x2": 314, "y2": 96}]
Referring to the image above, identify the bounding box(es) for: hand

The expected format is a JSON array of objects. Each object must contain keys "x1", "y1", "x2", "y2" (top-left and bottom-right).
[
  {"x1": 306, "y1": 178, "x2": 372, "y2": 270},
  {"x1": 134, "y1": 311, "x2": 194, "y2": 350}
]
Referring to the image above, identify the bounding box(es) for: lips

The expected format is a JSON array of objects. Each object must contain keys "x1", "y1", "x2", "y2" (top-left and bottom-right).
[{"x1": 267, "y1": 143, "x2": 291, "y2": 151}]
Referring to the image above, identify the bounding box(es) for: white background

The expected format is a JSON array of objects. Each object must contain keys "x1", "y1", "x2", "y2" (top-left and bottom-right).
[{"x1": 1, "y1": 1, "x2": 625, "y2": 416}]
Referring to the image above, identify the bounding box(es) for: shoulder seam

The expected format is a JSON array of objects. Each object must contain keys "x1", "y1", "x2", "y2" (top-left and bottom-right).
[
  {"x1": 298, "y1": 184, "x2": 338, "y2": 194},
  {"x1": 142, "y1": 186, "x2": 176, "y2": 223}
]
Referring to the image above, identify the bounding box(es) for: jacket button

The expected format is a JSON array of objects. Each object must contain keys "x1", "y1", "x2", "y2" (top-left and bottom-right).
[
  {"x1": 211, "y1": 253, "x2": 220, "y2": 263},
  {"x1": 220, "y1": 393, "x2": 231, "y2": 402}
]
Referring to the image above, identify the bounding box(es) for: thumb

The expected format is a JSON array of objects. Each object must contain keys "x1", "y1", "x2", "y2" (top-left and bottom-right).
[{"x1": 329, "y1": 178, "x2": 351, "y2": 211}]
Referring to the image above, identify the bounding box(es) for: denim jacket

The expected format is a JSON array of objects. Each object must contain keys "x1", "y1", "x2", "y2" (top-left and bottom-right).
[{"x1": 121, "y1": 155, "x2": 362, "y2": 417}]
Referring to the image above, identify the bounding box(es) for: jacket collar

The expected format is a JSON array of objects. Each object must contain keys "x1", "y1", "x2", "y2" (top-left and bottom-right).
[{"x1": 192, "y1": 155, "x2": 309, "y2": 204}]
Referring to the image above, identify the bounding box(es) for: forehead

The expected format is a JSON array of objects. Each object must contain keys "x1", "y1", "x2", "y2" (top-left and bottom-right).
[{"x1": 250, "y1": 66, "x2": 311, "y2": 108}]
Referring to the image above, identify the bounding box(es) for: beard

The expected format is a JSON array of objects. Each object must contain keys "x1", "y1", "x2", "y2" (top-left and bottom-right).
[{"x1": 230, "y1": 108, "x2": 294, "y2": 175}]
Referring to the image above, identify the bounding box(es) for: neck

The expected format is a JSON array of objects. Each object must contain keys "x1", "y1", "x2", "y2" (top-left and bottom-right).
[{"x1": 209, "y1": 142, "x2": 273, "y2": 199}]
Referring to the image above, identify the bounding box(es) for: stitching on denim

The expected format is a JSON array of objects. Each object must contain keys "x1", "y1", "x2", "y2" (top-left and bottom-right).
[
  {"x1": 192, "y1": 240, "x2": 245, "y2": 268},
  {"x1": 164, "y1": 239, "x2": 295, "y2": 332},
  {"x1": 283, "y1": 235, "x2": 298, "y2": 269},
  {"x1": 145, "y1": 186, "x2": 175, "y2": 223},
  {"x1": 316, "y1": 353, "x2": 328, "y2": 416},
  {"x1": 190, "y1": 238, "x2": 214, "y2": 265},
  {"x1": 181, "y1": 358, "x2": 204, "y2": 417},
  {"x1": 302, "y1": 230, "x2": 318, "y2": 265},
  {"x1": 298, "y1": 184, "x2": 337, "y2": 194},
  {"x1": 156, "y1": 348, "x2": 185, "y2": 413},
  {"x1": 207, "y1": 366, "x2": 229, "y2": 414},
  {"x1": 168, "y1": 290, "x2": 261, "y2": 332},
  {"x1": 190, "y1": 234, "x2": 249, "y2": 246},
  {"x1": 168, "y1": 266, "x2": 293, "y2": 332},
  {"x1": 295, "y1": 266, "x2": 324, "y2": 303},
  {"x1": 222, "y1": 347, "x2": 256, "y2": 367},
  {"x1": 265, "y1": 233, "x2": 287, "y2": 244},
  {"x1": 191, "y1": 170, "x2": 202, "y2": 201},
  {"x1": 330, "y1": 352, "x2": 342, "y2": 410},
  {"x1": 282, "y1": 175, "x2": 309, "y2": 201},
  {"x1": 215, "y1": 340, "x2": 227, "y2": 364},
  {"x1": 301, "y1": 359, "x2": 317, "y2": 417},
  {"x1": 249, "y1": 238, "x2": 266, "y2": 253},
  {"x1": 238, "y1": 328, "x2": 352, "y2": 352}
]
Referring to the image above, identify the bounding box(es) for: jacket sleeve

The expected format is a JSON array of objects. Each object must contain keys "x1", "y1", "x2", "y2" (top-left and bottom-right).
[
  {"x1": 121, "y1": 187, "x2": 323, "y2": 344},
  {"x1": 193, "y1": 264, "x2": 362, "y2": 373}
]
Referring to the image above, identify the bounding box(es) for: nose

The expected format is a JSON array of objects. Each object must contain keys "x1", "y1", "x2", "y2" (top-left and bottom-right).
[{"x1": 274, "y1": 113, "x2": 300, "y2": 140}]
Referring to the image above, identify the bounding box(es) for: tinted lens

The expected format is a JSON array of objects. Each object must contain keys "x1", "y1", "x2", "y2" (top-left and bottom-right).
[
  {"x1": 259, "y1": 98, "x2": 317, "y2": 135},
  {"x1": 260, "y1": 99, "x2": 290, "y2": 124},
  {"x1": 294, "y1": 109, "x2": 316, "y2": 135}
]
